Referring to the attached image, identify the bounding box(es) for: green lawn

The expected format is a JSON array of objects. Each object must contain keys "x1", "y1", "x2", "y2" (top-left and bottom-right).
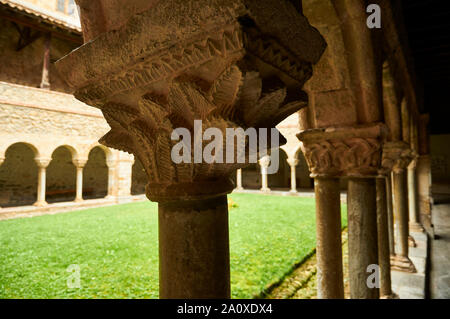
[{"x1": 0, "y1": 193, "x2": 347, "y2": 299}]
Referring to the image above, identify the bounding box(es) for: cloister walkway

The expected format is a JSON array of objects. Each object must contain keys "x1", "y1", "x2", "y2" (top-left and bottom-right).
[{"x1": 430, "y1": 203, "x2": 450, "y2": 298}]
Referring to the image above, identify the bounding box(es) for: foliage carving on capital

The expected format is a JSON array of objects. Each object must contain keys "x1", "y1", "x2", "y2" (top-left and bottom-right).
[
  {"x1": 56, "y1": 0, "x2": 326, "y2": 201},
  {"x1": 381, "y1": 141, "x2": 414, "y2": 173},
  {"x1": 297, "y1": 123, "x2": 387, "y2": 178}
]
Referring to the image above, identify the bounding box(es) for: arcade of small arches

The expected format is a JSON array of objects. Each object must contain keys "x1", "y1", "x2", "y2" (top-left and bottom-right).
[
  {"x1": 0, "y1": 141, "x2": 147, "y2": 208},
  {"x1": 0, "y1": 141, "x2": 314, "y2": 209}
]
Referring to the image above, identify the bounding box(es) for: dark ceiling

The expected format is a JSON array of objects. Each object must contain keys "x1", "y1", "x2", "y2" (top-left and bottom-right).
[{"x1": 400, "y1": 0, "x2": 450, "y2": 134}]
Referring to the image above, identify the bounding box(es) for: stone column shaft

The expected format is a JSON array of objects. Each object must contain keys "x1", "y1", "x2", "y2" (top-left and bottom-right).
[
  {"x1": 347, "y1": 178, "x2": 379, "y2": 299},
  {"x1": 259, "y1": 156, "x2": 270, "y2": 192},
  {"x1": 376, "y1": 177, "x2": 393, "y2": 297},
  {"x1": 34, "y1": 159, "x2": 51, "y2": 207},
  {"x1": 386, "y1": 174, "x2": 395, "y2": 255},
  {"x1": 408, "y1": 163, "x2": 424, "y2": 232},
  {"x1": 158, "y1": 195, "x2": 230, "y2": 298},
  {"x1": 314, "y1": 177, "x2": 344, "y2": 298},
  {"x1": 75, "y1": 166, "x2": 84, "y2": 202},
  {"x1": 288, "y1": 159, "x2": 298, "y2": 193},
  {"x1": 391, "y1": 169, "x2": 416, "y2": 272},
  {"x1": 236, "y1": 168, "x2": 243, "y2": 190}
]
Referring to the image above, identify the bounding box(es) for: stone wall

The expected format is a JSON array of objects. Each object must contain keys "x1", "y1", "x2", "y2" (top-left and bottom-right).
[
  {"x1": 0, "y1": 19, "x2": 79, "y2": 93},
  {"x1": 430, "y1": 134, "x2": 450, "y2": 184}
]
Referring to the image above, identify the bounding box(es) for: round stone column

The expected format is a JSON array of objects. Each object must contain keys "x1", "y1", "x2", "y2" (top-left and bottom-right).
[
  {"x1": 34, "y1": 157, "x2": 51, "y2": 207},
  {"x1": 391, "y1": 168, "x2": 416, "y2": 272},
  {"x1": 407, "y1": 159, "x2": 424, "y2": 232},
  {"x1": 376, "y1": 177, "x2": 395, "y2": 298},
  {"x1": 288, "y1": 158, "x2": 299, "y2": 193},
  {"x1": 386, "y1": 174, "x2": 396, "y2": 256},
  {"x1": 259, "y1": 156, "x2": 271, "y2": 192},
  {"x1": 314, "y1": 177, "x2": 344, "y2": 298},
  {"x1": 158, "y1": 194, "x2": 230, "y2": 298},
  {"x1": 73, "y1": 159, "x2": 87, "y2": 202},
  {"x1": 235, "y1": 169, "x2": 243, "y2": 191},
  {"x1": 347, "y1": 178, "x2": 379, "y2": 299}
]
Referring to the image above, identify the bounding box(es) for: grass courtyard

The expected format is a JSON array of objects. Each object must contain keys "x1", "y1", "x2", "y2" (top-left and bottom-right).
[{"x1": 0, "y1": 193, "x2": 347, "y2": 299}]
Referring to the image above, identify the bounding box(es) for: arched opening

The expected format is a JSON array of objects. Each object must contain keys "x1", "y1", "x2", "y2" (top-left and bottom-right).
[
  {"x1": 46, "y1": 146, "x2": 77, "y2": 203},
  {"x1": 241, "y1": 162, "x2": 260, "y2": 190},
  {"x1": 268, "y1": 149, "x2": 289, "y2": 190},
  {"x1": 131, "y1": 158, "x2": 147, "y2": 195},
  {"x1": 0, "y1": 143, "x2": 38, "y2": 207},
  {"x1": 83, "y1": 146, "x2": 108, "y2": 199},
  {"x1": 295, "y1": 149, "x2": 314, "y2": 189}
]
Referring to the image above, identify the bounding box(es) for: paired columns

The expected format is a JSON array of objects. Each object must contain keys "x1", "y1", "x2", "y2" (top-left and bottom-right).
[
  {"x1": 383, "y1": 142, "x2": 416, "y2": 272},
  {"x1": 288, "y1": 158, "x2": 299, "y2": 193},
  {"x1": 314, "y1": 177, "x2": 344, "y2": 298},
  {"x1": 259, "y1": 156, "x2": 271, "y2": 192},
  {"x1": 375, "y1": 176, "x2": 395, "y2": 298},
  {"x1": 298, "y1": 123, "x2": 387, "y2": 299},
  {"x1": 34, "y1": 157, "x2": 51, "y2": 206},
  {"x1": 408, "y1": 159, "x2": 424, "y2": 233},
  {"x1": 73, "y1": 159, "x2": 88, "y2": 202}
]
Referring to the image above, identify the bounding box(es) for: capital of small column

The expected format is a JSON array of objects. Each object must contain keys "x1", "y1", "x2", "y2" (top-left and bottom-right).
[
  {"x1": 0, "y1": 156, "x2": 4, "y2": 166},
  {"x1": 297, "y1": 123, "x2": 388, "y2": 178},
  {"x1": 381, "y1": 141, "x2": 414, "y2": 174},
  {"x1": 287, "y1": 158, "x2": 299, "y2": 167},
  {"x1": 34, "y1": 157, "x2": 51, "y2": 168},
  {"x1": 72, "y1": 158, "x2": 88, "y2": 168}
]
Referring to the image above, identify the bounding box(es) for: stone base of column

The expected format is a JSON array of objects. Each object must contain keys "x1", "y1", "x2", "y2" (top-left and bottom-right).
[
  {"x1": 260, "y1": 187, "x2": 270, "y2": 193},
  {"x1": 235, "y1": 186, "x2": 244, "y2": 191},
  {"x1": 408, "y1": 235, "x2": 417, "y2": 247},
  {"x1": 380, "y1": 292, "x2": 399, "y2": 299},
  {"x1": 33, "y1": 201, "x2": 48, "y2": 207},
  {"x1": 390, "y1": 255, "x2": 416, "y2": 273},
  {"x1": 409, "y1": 222, "x2": 425, "y2": 233},
  {"x1": 74, "y1": 198, "x2": 84, "y2": 203},
  {"x1": 289, "y1": 189, "x2": 297, "y2": 194}
]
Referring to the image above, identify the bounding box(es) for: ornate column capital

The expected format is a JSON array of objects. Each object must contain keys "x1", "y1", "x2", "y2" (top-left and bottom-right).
[
  {"x1": 0, "y1": 156, "x2": 4, "y2": 166},
  {"x1": 73, "y1": 158, "x2": 88, "y2": 168},
  {"x1": 287, "y1": 158, "x2": 299, "y2": 167},
  {"x1": 55, "y1": 0, "x2": 326, "y2": 203},
  {"x1": 381, "y1": 141, "x2": 414, "y2": 174},
  {"x1": 258, "y1": 155, "x2": 271, "y2": 169},
  {"x1": 34, "y1": 157, "x2": 52, "y2": 168},
  {"x1": 297, "y1": 123, "x2": 388, "y2": 178}
]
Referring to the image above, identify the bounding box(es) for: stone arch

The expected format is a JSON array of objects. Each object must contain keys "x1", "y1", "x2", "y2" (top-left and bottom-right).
[
  {"x1": 268, "y1": 148, "x2": 289, "y2": 189},
  {"x1": 0, "y1": 142, "x2": 39, "y2": 207},
  {"x1": 83, "y1": 146, "x2": 109, "y2": 199},
  {"x1": 241, "y1": 161, "x2": 260, "y2": 190},
  {"x1": 294, "y1": 147, "x2": 314, "y2": 189},
  {"x1": 46, "y1": 145, "x2": 77, "y2": 203},
  {"x1": 131, "y1": 157, "x2": 147, "y2": 195}
]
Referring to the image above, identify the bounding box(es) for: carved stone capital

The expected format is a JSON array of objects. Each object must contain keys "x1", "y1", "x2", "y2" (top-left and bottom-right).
[
  {"x1": 0, "y1": 156, "x2": 4, "y2": 166},
  {"x1": 72, "y1": 158, "x2": 88, "y2": 168},
  {"x1": 287, "y1": 158, "x2": 299, "y2": 167},
  {"x1": 259, "y1": 155, "x2": 271, "y2": 169},
  {"x1": 56, "y1": 0, "x2": 325, "y2": 202},
  {"x1": 381, "y1": 141, "x2": 414, "y2": 174},
  {"x1": 34, "y1": 157, "x2": 52, "y2": 168},
  {"x1": 297, "y1": 123, "x2": 387, "y2": 178}
]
